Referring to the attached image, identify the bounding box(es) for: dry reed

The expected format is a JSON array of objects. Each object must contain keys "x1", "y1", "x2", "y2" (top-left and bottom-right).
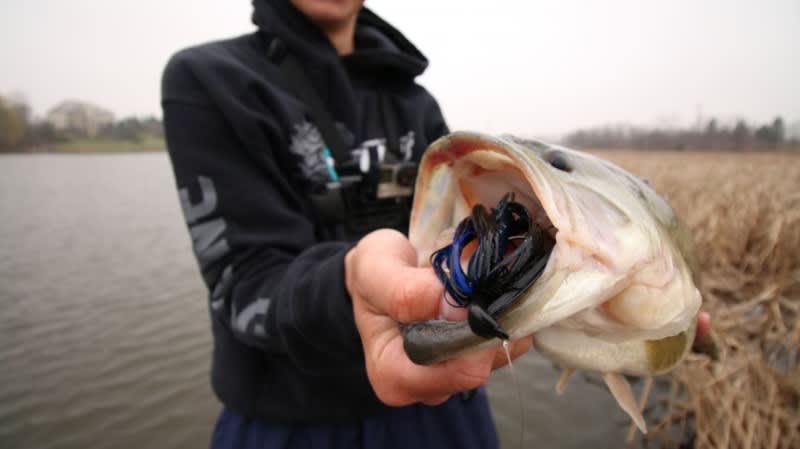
[{"x1": 599, "y1": 151, "x2": 800, "y2": 449}]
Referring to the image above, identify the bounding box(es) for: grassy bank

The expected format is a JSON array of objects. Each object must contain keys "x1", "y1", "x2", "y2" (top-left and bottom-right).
[
  {"x1": 47, "y1": 136, "x2": 165, "y2": 153},
  {"x1": 5, "y1": 136, "x2": 167, "y2": 153}
]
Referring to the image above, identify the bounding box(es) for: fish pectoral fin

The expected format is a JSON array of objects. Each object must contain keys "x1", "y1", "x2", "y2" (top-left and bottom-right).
[
  {"x1": 602, "y1": 372, "x2": 647, "y2": 435},
  {"x1": 555, "y1": 367, "x2": 575, "y2": 395}
]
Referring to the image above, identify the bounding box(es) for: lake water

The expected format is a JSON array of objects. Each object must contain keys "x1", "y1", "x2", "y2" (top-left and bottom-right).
[{"x1": 0, "y1": 153, "x2": 629, "y2": 449}]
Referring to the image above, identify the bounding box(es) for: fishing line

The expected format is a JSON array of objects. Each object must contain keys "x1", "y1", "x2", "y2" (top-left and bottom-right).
[{"x1": 502, "y1": 339, "x2": 525, "y2": 449}]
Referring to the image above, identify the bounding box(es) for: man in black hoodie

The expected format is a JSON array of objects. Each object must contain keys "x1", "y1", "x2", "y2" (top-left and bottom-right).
[{"x1": 162, "y1": 0, "x2": 532, "y2": 448}]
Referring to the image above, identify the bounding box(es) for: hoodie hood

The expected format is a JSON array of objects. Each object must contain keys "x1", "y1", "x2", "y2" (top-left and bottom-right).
[{"x1": 252, "y1": 0, "x2": 428, "y2": 78}]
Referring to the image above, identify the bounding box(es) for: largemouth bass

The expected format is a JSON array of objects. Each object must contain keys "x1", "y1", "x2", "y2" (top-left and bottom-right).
[{"x1": 403, "y1": 132, "x2": 701, "y2": 432}]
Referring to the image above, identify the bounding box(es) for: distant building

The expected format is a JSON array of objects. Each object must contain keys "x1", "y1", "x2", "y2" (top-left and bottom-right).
[{"x1": 46, "y1": 101, "x2": 114, "y2": 137}]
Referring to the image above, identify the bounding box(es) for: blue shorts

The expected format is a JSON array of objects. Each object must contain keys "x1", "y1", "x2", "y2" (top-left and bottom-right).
[{"x1": 211, "y1": 388, "x2": 498, "y2": 449}]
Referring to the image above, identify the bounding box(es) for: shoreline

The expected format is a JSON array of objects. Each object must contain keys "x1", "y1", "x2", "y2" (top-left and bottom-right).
[{"x1": 4, "y1": 141, "x2": 166, "y2": 154}]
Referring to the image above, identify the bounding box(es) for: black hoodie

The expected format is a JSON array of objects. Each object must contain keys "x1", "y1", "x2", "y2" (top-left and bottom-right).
[{"x1": 162, "y1": 0, "x2": 449, "y2": 422}]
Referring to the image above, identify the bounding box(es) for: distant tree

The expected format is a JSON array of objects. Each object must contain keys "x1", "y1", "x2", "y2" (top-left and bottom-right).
[
  {"x1": 0, "y1": 96, "x2": 27, "y2": 150},
  {"x1": 563, "y1": 115, "x2": 800, "y2": 151},
  {"x1": 87, "y1": 114, "x2": 164, "y2": 147},
  {"x1": 752, "y1": 116, "x2": 785, "y2": 149},
  {"x1": 787, "y1": 120, "x2": 800, "y2": 146},
  {"x1": 705, "y1": 118, "x2": 718, "y2": 135},
  {"x1": 26, "y1": 121, "x2": 66, "y2": 146},
  {"x1": 771, "y1": 116, "x2": 785, "y2": 144},
  {"x1": 99, "y1": 117, "x2": 148, "y2": 142},
  {"x1": 732, "y1": 120, "x2": 750, "y2": 150},
  {"x1": 140, "y1": 116, "x2": 164, "y2": 137},
  {"x1": 703, "y1": 118, "x2": 718, "y2": 149}
]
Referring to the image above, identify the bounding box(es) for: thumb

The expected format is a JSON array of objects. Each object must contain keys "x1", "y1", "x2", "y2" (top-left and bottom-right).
[
  {"x1": 350, "y1": 230, "x2": 444, "y2": 323},
  {"x1": 385, "y1": 265, "x2": 443, "y2": 323}
]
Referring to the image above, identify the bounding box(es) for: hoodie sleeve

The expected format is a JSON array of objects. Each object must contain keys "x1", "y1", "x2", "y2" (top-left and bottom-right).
[{"x1": 161, "y1": 49, "x2": 364, "y2": 375}]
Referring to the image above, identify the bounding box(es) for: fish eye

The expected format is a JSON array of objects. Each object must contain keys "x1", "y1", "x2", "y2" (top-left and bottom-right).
[{"x1": 545, "y1": 151, "x2": 572, "y2": 172}]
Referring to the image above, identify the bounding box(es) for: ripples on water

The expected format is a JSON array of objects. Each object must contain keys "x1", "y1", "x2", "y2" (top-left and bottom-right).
[
  {"x1": 0, "y1": 153, "x2": 627, "y2": 449},
  {"x1": 0, "y1": 153, "x2": 216, "y2": 449}
]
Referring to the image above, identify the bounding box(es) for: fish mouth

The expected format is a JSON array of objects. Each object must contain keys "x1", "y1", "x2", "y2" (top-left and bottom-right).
[
  {"x1": 406, "y1": 133, "x2": 577, "y2": 362},
  {"x1": 410, "y1": 132, "x2": 563, "y2": 270}
]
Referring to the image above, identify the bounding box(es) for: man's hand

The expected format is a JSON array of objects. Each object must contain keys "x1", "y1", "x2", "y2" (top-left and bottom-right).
[
  {"x1": 692, "y1": 310, "x2": 717, "y2": 358},
  {"x1": 697, "y1": 311, "x2": 710, "y2": 338},
  {"x1": 346, "y1": 229, "x2": 532, "y2": 406}
]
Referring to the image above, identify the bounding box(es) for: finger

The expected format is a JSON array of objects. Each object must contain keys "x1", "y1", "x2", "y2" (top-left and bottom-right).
[
  {"x1": 697, "y1": 311, "x2": 711, "y2": 338},
  {"x1": 351, "y1": 231, "x2": 444, "y2": 323},
  {"x1": 358, "y1": 258, "x2": 443, "y2": 323},
  {"x1": 691, "y1": 311, "x2": 719, "y2": 359},
  {"x1": 491, "y1": 336, "x2": 533, "y2": 370},
  {"x1": 368, "y1": 340, "x2": 496, "y2": 406},
  {"x1": 439, "y1": 293, "x2": 469, "y2": 321},
  {"x1": 387, "y1": 267, "x2": 445, "y2": 323},
  {"x1": 422, "y1": 395, "x2": 451, "y2": 406}
]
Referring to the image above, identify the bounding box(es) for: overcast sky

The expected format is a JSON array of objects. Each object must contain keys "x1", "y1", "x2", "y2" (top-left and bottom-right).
[{"x1": 2, "y1": 0, "x2": 798, "y2": 137}]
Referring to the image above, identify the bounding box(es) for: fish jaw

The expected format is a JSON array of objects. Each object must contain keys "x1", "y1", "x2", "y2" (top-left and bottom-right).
[{"x1": 405, "y1": 131, "x2": 700, "y2": 366}]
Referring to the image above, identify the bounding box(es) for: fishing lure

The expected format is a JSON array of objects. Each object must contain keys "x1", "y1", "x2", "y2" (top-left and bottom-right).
[{"x1": 430, "y1": 193, "x2": 554, "y2": 340}]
